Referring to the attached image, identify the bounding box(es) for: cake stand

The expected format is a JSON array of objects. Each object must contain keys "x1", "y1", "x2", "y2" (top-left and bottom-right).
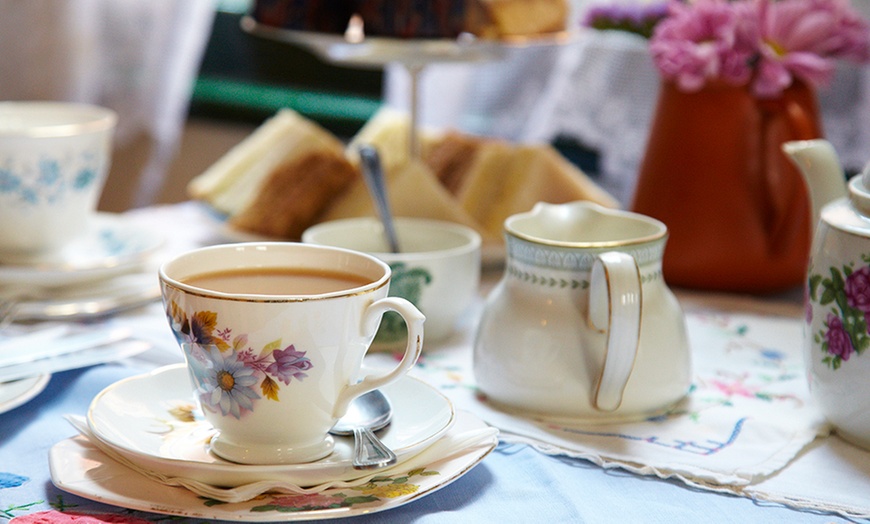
[{"x1": 241, "y1": 16, "x2": 572, "y2": 158}]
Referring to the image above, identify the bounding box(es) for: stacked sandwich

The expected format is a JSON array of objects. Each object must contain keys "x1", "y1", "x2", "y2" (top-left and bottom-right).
[{"x1": 188, "y1": 109, "x2": 618, "y2": 248}]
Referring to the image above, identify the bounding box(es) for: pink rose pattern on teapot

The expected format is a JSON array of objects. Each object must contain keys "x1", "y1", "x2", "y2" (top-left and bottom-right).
[{"x1": 807, "y1": 257, "x2": 870, "y2": 369}]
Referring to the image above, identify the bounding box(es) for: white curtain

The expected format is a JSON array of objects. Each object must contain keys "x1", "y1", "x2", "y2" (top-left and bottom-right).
[{"x1": 0, "y1": 0, "x2": 216, "y2": 208}]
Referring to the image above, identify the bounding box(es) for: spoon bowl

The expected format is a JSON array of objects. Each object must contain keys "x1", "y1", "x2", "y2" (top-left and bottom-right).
[{"x1": 330, "y1": 389, "x2": 397, "y2": 469}]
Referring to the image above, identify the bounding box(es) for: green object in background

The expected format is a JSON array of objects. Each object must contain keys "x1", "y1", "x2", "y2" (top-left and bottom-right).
[{"x1": 192, "y1": 76, "x2": 381, "y2": 133}]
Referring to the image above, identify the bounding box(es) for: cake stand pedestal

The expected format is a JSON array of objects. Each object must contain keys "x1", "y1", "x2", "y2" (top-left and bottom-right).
[{"x1": 241, "y1": 17, "x2": 517, "y2": 158}]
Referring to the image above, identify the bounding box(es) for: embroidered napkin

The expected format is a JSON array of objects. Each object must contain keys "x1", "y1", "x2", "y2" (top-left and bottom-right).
[{"x1": 371, "y1": 306, "x2": 830, "y2": 488}]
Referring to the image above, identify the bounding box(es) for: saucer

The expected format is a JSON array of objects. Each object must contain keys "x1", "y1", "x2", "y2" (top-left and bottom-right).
[
  {"x1": 87, "y1": 364, "x2": 455, "y2": 487},
  {"x1": 52, "y1": 410, "x2": 494, "y2": 522},
  {"x1": 0, "y1": 374, "x2": 49, "y2": 414},
  {"x1": 9, "y1": 272, "x2": 161, "y2": 322},
  {"x1": 0, "y1": 213, "x2": 163, "y2": 287}
]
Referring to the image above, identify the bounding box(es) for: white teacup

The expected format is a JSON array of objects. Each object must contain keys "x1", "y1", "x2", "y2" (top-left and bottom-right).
[
  {"x1": 158, "y1": 242, "x2": 424, "y2": 464},
  {"x1": 0, "y1": 101, "x2": 116, "y2": 260},
  {"x1": 302, "y1": 217, "x2": 481, "y2": 346}
]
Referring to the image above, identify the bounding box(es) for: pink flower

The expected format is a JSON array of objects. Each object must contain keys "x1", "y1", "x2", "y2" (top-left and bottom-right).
[
  {"x1": 753, "y1": 0, "x2": 870, "y2": 97},
  {"x1": 845, "y1": 265, "x2": 870, "y2": 313},
  {"x1": 824, "y1": 313, "x2": 855, "y2": 361},
  {"x1": 648, "y1": 0, "x2": 870, "y2": 97},
  {"x1": 650, "y1": 0, "x2": 756, "y2": 91}
]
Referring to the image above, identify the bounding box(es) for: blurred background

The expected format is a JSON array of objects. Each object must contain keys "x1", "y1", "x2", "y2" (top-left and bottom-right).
[{"x1": 3, "y1": 0, "x2": 869, "y2": 212}]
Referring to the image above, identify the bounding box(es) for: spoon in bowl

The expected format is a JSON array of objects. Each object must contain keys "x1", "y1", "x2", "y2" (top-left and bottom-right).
[
  {"x1": 358, "y1": 144, "x2": 401, "y2": 253},
  {"x1": 330, "y1": 389, "x2": 397, "y2": 469}
]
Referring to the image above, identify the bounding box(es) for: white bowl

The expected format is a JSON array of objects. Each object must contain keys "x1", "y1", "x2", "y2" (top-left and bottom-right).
[{"x1": 303, "y1": 217, "x2": 481, "y2": 344}]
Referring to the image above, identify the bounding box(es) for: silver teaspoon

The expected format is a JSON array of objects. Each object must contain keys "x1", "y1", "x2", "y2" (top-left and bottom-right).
[
  {"x1": 358, "y1": 144, "x2": 401, "y2": 253},
  {"x1": 330, "y1": 389, "x2": 397, "y2": 469}
]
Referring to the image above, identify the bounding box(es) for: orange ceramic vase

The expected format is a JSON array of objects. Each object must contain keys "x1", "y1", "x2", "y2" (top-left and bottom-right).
[{"x1": 631, "y1": 80, "x2": 823, "y2": 293}]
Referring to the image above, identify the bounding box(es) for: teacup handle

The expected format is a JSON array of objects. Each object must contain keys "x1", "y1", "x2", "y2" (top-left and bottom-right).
[
  {"x1": 588, "y1": 251, "x2": 642, "y2": 412},
  {"x1": 332, "y1": 297, "x2": 425, "y2": 418}
]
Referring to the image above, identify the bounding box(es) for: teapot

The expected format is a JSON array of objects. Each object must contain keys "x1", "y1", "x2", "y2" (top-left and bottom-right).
[
  {"x1": 782, "y1": 139, "x2": 870, "y2": 450},
  {"x1": 472, "y1": 201, "x2": 692, "y2": 421}
]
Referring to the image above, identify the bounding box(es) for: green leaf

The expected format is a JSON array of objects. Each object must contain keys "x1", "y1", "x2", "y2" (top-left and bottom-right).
[
  {"x1": 832, "y1": 268, "x2": 845, "y2": 289},
  {"x1": 809, "y1": 274, "x2": 823, "y2": 301},
  {"x1": 820, "y1": 287, "x2": 837, "y2": 305}
]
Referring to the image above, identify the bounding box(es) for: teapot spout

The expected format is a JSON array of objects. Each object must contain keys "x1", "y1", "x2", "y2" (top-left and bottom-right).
[{"x1": 782, "y1": 139, "x2": 848, "y2": 234}]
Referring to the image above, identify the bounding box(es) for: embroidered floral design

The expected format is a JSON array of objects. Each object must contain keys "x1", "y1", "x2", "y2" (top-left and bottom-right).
[
  {"x1": 0, "y1": 472, "x2": 28, "y2": 489},
  {"x1": 165, "y1": 301, "x2": 313, "y2": 418},
  {"x1": 808, "y1": 259, "x2": 870, "y2": 369}
]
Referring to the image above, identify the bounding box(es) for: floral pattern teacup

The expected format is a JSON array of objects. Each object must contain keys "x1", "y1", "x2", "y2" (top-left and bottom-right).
[{"x1": 159, "y1": 242, "x2": 424, "y2": 465}]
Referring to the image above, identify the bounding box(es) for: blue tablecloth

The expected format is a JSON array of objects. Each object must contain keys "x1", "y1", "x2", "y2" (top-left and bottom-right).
[
  {"x1": 1, "y1": 362, "x2": 858, "y2": 523},
  {"x1": 0, "y1": 203, "x2": 864, "y2": 522}
]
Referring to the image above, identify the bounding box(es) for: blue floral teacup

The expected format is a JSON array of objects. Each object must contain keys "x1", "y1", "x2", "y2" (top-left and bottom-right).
[
  {"x1": 0, "y1": 101, "x2": 116, "y2": 260},
  {"x1": 159, "y1": 242, "x2": 424, "y2": 465}
]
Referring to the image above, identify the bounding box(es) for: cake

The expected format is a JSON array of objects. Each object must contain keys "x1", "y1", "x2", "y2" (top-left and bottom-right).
[
  {"x1": 250, "y1": 0, "x2": 569, "y2": 39},
  {"x1": 251, "y1": 0, "x2": 356, "y2": 33},
  {"x1": 355, "y1": 0, "x2": 480, "y2": 39},
  {"x1": 476, "y1": 0, "x2": 570, "y2": 38}
]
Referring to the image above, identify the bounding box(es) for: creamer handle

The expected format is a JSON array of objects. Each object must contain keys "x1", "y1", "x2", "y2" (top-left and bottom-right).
[{"x1": 588, "y1": 251, "x2": 642, "y2": 412}]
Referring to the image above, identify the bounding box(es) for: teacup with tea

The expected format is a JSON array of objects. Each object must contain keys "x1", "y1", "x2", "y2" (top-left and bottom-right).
[{"x1": 158, "y1": 242, "x2": 425, "y2": 464}]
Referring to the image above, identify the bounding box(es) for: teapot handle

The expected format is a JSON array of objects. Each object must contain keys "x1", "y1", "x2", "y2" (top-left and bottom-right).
[{"x1": 588, "y1": 251, "x2": 642, "y2": 412}]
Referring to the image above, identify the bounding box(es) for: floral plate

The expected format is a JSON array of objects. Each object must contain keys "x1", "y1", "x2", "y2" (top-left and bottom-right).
[
  {"x1": 51, "y1": 410, "x2": 494, "y2": 522},
  {"x1": 0, "y1": 374, "x2": 49, "y2": 415},
  {"x1": 86, "y1": 364, "x2": 456, "y2": 487},
  {"x1": 0, "y1": 213, "x2": 163, "y2": 287}
]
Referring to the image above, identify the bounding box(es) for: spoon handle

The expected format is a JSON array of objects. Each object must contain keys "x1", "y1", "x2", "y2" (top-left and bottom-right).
[
  {"x1": 358, "y1": 145, "x2": 401, "y2": 253},
  {"x1": 351, "y1": 427, "x2": 398, "y2": 470}
]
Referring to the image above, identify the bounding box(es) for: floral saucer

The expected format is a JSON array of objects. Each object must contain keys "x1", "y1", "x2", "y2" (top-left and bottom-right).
[
  {"x1": 0, "y1": 213, "x2": 163, "y2": 287},
  {"x1": 0, "y1": 374, "x2": 49, "y2": 414},
  {"x1": 86, "y1": 364, "x2": 455, "y2": 487},
  {"x1": 51, "y1": 410, "x2": 495, "y2": 522}
]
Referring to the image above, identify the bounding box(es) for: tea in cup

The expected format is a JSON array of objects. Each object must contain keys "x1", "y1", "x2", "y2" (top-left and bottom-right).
[
  {"x1": 474, "y1": 201, "x2": 691, "y2": 420},
  {"x1": 159, "y1": 242, "x2": 424, "y2": 464},
  {"x1": 303, "y1": 217, "x2": 481, "y2": 346},
  {"x1": 0, "y1": 101, "x2": 116, "y2": 260}
]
